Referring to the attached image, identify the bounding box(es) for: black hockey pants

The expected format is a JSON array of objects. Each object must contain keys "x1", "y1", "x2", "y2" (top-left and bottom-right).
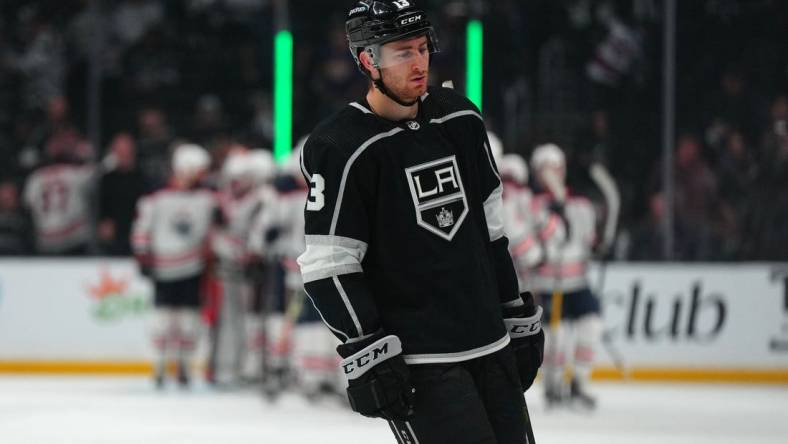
[{"x1": 387, "y1": 345, "x2": 528, "y2": 444}]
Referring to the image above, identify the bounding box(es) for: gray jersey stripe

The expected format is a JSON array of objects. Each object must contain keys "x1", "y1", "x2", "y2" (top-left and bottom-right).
[
  {"x1": 332, "y1": 275, "x2": 364, "y2": 337},
  {"x1": 483, "y1": 141, "x2": 501, "y2": 182},
  {"x1": 349, "y1": 102, "x2": 372, "y2": 114},
  {"x1": 402, "y1": 334, "x2": 510, "y2": 364},
  {"x1": 304, "y1": 234, "x2": 368, "y2": 249},
  {"x1": 329, "y1": 127, "x2": 404, "y2": 235},
  {"x1": 303, "y1": 289, "x2": 349, "y2": 342},
  {"x1": 429, "y1": 109, "x2": 482, "y2": 124},
  {"x1": 405, "y1": 422, "x2": 421, "y2": 444},
  {"x1": 300, "y1": 137, "x2": 311, "y2": 182}
]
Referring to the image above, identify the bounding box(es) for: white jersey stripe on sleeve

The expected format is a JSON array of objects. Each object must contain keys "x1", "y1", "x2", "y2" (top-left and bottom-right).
[{"x1": 297, "y1": 235, "x2": 368, "y2": 283}]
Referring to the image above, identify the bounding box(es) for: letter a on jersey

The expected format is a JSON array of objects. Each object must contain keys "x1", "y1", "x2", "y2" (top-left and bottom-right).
[{"x1": 405, "y1": 155, "x2": 468, "y2": 241}]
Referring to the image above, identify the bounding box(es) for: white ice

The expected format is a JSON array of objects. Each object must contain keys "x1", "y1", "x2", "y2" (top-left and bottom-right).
[{"x1": 0, "y1": 377, "x2": 786, "y2": 444}]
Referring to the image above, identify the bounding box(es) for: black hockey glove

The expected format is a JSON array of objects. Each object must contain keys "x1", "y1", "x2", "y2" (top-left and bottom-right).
[
  {"x1": 337, "y1": 333, "x2": 415, "y2": 421},
  {"x1": 503, "y1": 292, "x2": 545, "y2": 392}
]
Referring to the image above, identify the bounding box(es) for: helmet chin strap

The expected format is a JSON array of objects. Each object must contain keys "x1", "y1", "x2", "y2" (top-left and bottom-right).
[{"x1": 372, "y1": 70, "x2": 419, "y2": 107}]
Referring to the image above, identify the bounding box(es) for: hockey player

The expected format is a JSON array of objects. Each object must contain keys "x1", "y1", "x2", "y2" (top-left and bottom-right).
[
  {"x1": 208, "y1": 149, "x2": 263, "y2": 386},
  {"x1": 23, "y1": 143, "x2": 95, "y2": 255},
  {"x1": 131, "y1": 143, "x2": 216, "y2": 388},
  {"x1": 239, "y1": 149, "x2": 277, "y2": 383},
  {"x1": 529, "y1": 143, "x2": 602, "y2": 410},
  {"x1": 297, "y1": 2, "x2": 543, "y2": 442}
]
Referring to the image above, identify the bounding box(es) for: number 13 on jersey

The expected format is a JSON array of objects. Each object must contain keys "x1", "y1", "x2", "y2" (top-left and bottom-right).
[{"x1": 307, "y1": 174, "x2": 325, "y2": 211}]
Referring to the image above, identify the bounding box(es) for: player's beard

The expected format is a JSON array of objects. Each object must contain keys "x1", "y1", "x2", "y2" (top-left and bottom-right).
[{"x1": 380, "y1": 67, "x2": 428, "y2": 105}]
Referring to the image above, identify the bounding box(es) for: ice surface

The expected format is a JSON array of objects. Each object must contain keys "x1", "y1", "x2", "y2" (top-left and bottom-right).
[{"x1": 1, "y1": 377, "x2": 786, "y2": 444}]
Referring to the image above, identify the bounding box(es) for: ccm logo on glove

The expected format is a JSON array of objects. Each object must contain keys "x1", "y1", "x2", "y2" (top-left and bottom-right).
[
  {"x1": 504, "y1": 306, "x2": 543, "y2": 338},
  {"x1": 341, "y1": 335, "x2": 403, "y2": 380}
]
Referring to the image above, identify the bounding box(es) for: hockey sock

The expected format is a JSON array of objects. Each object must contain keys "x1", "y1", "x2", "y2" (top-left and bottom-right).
[
  {"x1": 151, "y1": 308, "x2": 174, "y2": 377},
  {"x1": 176, "y1": 309, "x2": 202, "y2": 375},
  {"x1": 242, "y1": 313, "x2": 265, "y2": 379},
  {"x1": 543, "y1": 323, "x2": 568, "y2": 394},
  {"x1": 571, "y1": 314, "x2": 602, "y2": 388},
  {"x1": 293, "y1": 322, "x2": 341, "y2": 394}
]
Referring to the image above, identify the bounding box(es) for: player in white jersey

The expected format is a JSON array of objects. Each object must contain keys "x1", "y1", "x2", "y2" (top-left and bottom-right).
[
  {"x1": 497, "y1": 153, "x2": 567, "y2": 292},
  {"x1": 529, "y1": 143, "x2": 602, "y2": 410},
  {"x1": 238, "y1": 149, "x2": 278, "y2": 383},
  {"x1": 248, "y1": 143, "x2": 342, "y2": 400},
  {"x1": 206, "y1": 149, "x2": 265, "y2": 385},
  {"x1": 131, "y1": 144, "x2": 216, "y2": 388},
  {"x1": 23, "y1": 154, "x2": 94, "y2": 255}
]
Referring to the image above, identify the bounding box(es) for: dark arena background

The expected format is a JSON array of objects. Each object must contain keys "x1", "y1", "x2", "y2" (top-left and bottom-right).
[{"x1": 0, "y1": 1, "x2": 786, "y2": 443}]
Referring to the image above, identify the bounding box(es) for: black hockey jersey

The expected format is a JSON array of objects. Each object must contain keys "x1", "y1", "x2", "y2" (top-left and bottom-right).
[{"x1": 297, "y1": 86, "x2": 521, "y2": 364}]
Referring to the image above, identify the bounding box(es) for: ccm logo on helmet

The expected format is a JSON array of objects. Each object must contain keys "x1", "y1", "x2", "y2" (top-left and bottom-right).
[{"x1": 400, "y1": 15, "x2": 422, "y2": 25}]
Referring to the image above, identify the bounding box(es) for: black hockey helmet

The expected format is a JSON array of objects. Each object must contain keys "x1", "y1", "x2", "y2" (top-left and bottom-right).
[{"x1": 346, "y1": 0, "x2": 440, "y2": 73}]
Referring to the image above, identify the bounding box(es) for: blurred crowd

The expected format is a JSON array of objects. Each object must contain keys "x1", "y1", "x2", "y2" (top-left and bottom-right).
[{"x1": 0, "y1": 0, "x2": 786, "y2": 261}]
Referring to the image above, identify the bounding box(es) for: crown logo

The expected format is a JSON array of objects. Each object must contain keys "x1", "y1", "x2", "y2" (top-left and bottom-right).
[{"x1": 436, "y1": 207, "x2": 454, "y2": 228}]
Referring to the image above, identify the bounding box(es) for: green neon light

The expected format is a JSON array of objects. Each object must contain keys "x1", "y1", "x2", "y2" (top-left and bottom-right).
[
  {"x1": 274, "y1": 30, "x2": 293, "y2": 163},
  {"x1": 466, "y1": 20, "x2": 483, "y2": 110}
]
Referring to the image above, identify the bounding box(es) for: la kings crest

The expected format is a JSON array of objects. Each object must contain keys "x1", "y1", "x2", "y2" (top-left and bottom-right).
[{"x1": 405, "y1": 155, "x2": 468, "y2": 241}]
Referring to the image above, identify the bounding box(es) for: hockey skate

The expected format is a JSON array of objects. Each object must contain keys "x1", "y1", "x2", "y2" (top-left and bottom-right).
[
  {"x1": 176, "y1": 361, "x2": 191, "y2": 389},
  {"x1": 153, "y1": 368, "x2": 165, "y2": 390},
  {"x1": 569, "y1": 377, "x2": 597, "y2": 411},
  {"x1": 261, "y1": 367, "x2": 289, "y2": 401},
  {"x1": 544, "y1": 381, "x2": 568, "y2": 409}
]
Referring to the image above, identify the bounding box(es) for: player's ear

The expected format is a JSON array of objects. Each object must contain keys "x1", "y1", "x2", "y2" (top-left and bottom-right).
[{"x1": 359, "y1": 51, "x2": 380, "y2": 80}]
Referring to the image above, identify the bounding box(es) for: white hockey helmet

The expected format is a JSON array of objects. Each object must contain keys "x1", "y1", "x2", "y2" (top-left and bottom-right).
[
  {"x1": 247, "y1": 149, "x2": 275, "y2": 184},
  {"x1": 221, "y1": 150, "x2": 249, "y2": 181},
  {"x1": 530, "y1": 143, "x2": 565, "y2": 171},
  {"x1": 499, "y1": 153, "x2": 529, "y2": 185},
  {"x1": 486, "y1": 131, "x2": 504, "y2": 166},
  {"x1": 172, "y1": 143, "x2": 210, "y2": 178}
]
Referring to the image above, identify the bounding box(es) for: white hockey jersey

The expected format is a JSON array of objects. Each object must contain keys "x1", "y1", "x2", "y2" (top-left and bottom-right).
[
  {"x1": 530, "y1": 194, "x2": 597, "y2": 293},
  {"x1": 248, "y1": 184, "x2": 307, "y2": 291},
  {"x1": 212, "y1": 190, "x2": 262, "y2": 271},
  {"x1": 23, "y1": 163, "x2": 94, "y2": 253},
  {"x1": 501, "y1": 181, "x2": 567, "y2": 291},
  {"x1": 131, "y1": 186, "x2": 217, "y2": 281}
]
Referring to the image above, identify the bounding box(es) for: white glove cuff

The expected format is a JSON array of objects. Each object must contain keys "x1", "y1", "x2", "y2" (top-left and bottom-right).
[
  {"x1": 340, "y1": 335, "x2": 403, "y2": 381},
  {"x1": 504, "y1": 306, "x2": 543, "y2": 339}
]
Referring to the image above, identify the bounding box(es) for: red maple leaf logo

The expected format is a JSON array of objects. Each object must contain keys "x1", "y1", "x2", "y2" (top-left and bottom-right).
[{"x1": 87, "y1": 268, "x2": 129, "y2": 300}]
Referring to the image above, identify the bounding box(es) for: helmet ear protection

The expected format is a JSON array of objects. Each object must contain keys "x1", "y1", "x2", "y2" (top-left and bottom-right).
[{"x1": 346, "y1": 0, "x2": 440, "y2": 74}]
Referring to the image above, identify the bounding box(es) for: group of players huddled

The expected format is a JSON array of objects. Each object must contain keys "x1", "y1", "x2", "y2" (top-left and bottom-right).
[
  {"x1": 130, "y1": 131, "x2": 606, "y2": 411},
  {"x1": 130, "y1": 139, "x2": 345, "y2": 402}
]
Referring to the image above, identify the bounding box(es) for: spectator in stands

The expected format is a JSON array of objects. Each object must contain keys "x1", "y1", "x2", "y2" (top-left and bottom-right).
[
  {"x1": 716, "y1": 130, "x2": 757, "y2": 258},
  {"x1": 190, "y1": 94, "x2": 229, "y2": 146},
  {"x1": 750, "y1": 94, "x2": 788, "y2": 259},
  {"x1": 310, "y1": 25, "x2": 365, "y2": 118},
  {"x1": 0, "y1": 180, "x2": 32, "y2": 255},
  {"x1": 136, "y1": 106, "x2": 174, "y2": 190},
  {"x1": 11, "y1": 9, "x2": 66, "y2": 112},
  {"x1": 98, "y1": 132, "x2": 146, "y2": 256},
  {"x1": 703, "y1": 67, "x2": 765, "y2": 157},
  {"x1": 672, "y1": 133, "x2": 720, "y2": 260},
  {"x1": 112, "y1": 0, "x2": 164, "y2": 51},
  {"x1": 627, "y1": 192, "x2": 668, "y2": 261}
]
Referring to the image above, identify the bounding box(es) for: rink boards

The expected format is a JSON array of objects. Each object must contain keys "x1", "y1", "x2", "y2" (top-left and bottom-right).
[{"x1": 0, "y1": 259, "x2": 786, "y2": 383}]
